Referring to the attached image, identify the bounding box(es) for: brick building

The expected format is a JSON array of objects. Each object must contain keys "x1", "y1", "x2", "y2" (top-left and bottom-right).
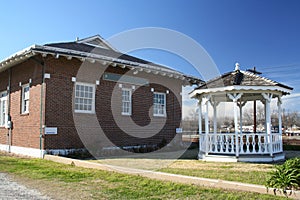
[{"x1": 0, "y1": 35, "x2": 201, "y2": 157}]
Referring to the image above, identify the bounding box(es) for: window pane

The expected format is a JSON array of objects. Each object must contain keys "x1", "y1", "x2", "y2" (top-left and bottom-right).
[
  {"x1": 74, "y1": 84, "x2": 94, "y2": 112},
  {"x1": 122, "y1": 89, "x2": 131, "y2": 114},
  {"x1": 153, "y1": 93, "x2": 165, "y2": 116}
]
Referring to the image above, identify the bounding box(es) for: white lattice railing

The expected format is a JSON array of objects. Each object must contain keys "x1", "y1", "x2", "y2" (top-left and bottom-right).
[{"x1": 199, "y1": 132, "x2": 283, "y2": 155}]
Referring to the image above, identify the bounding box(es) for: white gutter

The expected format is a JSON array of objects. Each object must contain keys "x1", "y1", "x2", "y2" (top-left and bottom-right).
[
  {"x1": 0, "y1": 44, "x2": 203, "y2": 85},
  {"x1": 32, "y1": 45, "x2": 186, "y2": 76},
  {"x1": 0, "y1": 45, "x2": 38, "y2": 72}
]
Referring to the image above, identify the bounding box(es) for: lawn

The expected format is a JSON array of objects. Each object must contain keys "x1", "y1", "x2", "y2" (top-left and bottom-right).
[
  {"x1": 160, "y1": 161, "x2": 272, "y2": 185},
  {"x1": 93, "y1": 149, "x2": 300, "y2": 185},
  {"x1": 160, "y1": 149, "x2": 300, "y2": 185},
  {"x1": 0, "y1": 152, "x2": 287, "y2": 200}
]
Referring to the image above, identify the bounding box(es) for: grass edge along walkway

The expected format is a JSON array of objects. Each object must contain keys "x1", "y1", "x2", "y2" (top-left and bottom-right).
[{"x1": 44, "y1": 155, "x2": 300, "y2": 199}]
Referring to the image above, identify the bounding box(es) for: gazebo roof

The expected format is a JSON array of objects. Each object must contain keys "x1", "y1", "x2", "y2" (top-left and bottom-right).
[{"x1": 190, "y1": 68, "x2": 293, "y2": 99}]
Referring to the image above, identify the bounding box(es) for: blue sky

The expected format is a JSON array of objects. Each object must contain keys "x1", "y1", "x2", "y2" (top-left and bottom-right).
[{"x1": 1, "y1": 0, "x2": 300, "y2": 112}]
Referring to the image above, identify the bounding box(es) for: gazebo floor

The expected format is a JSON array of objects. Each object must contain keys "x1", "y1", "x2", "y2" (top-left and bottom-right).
[{"x1": 198, "y1": 152, "x2": 285, "y2": 163}]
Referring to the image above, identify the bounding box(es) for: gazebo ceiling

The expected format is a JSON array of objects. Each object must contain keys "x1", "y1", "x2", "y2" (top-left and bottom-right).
[{"x1": 190, "y1": 67, "x2": 293, "y2": 101}]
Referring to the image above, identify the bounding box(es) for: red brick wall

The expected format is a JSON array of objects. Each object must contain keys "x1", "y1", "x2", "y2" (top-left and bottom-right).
[
  {"x1": 0, "y1": 70, "x2": 9, "y2": 145},
  {"x1": 43, "y1": 56, "x2": 83, "y2": 149},
  {"x1": 43, "y1": 56, "x2": 182, "y2": 151},
  {"x1": 0, "y1": 58, "x2": 43, "y2": 149},
  {"x1": 0, "y1": 55, "x2": 183, "y2": 152}
]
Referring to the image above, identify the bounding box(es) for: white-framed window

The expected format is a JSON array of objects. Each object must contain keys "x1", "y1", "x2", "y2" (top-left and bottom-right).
[
  {"x1": 153, "y1": 92, "x2": 166, "y2": 117},
  {"x1": 74, "y1": 82, "x2": 95, "y2": 113},
  {"x1": 0, "y1": 91, "x2": 7, "y2": 126},
  {"x1": 122, "y1": 88, "x2": 132, "y2": 115},
  {"x1": 21, "y1": 84, "x2": 30, "y2": 114}
]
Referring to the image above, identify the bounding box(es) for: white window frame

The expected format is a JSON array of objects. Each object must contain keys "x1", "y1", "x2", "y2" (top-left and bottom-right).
[
  {"x1": 21, "y1": 84, "x2": 30, "y2": 114},
  {"x1": 122, "y1": 88, "x2": 132, "y2": 116},
  {"x1": 74, "y1": 82, "x2": 95, "y2": 114},
  {"x1": 153, "y1": 92, "x2": 166, "y2": 117},
  {"x1": 0, "y1": 91, "x2": 7, "y2": 127}
]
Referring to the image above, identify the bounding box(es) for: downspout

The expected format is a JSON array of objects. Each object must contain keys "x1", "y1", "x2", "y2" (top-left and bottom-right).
[
  {"x1": 30, "y1": 57, "x2": 46, "y2": 158},
  {"x1": 39, "y1": 61, "x2": 45, "y2": 158},
  {"x1": 7, "y1": 68, "x2": 12, "y2": 153}
]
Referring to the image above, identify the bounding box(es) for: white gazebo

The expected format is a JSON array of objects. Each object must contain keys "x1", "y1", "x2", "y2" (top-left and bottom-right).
[{"x1": 190, "y1": 64, "x2": 293, "y2": 162}]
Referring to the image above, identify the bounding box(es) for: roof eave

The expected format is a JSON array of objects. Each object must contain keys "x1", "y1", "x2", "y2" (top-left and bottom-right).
[
  {"x1": 0, "y1": 45, "x2": 203, "y2": 85},
  {"x1": 0, "y1": 45, "x2": 39, "y2": 72},
  {"x1": 190, "y1": 85, "x2": 293, "y2": 99}
]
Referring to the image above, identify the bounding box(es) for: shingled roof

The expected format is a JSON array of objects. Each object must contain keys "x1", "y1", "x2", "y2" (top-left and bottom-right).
[
  {"x1": 45, "y1": 42, "x2": 169, "y2": 70},
  {"x1": 0, "y1": 35, "x2": 203, "y2": 85},
  {"x1": 196, "y1": 69, "x2": 293, "y2": 91},
  {"x1": 189, "y1": 68, "x2": 293, "y2": 99}
]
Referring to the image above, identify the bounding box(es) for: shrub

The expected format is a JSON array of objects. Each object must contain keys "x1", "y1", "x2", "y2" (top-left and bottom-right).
[{"x1": 265, "y1": 158, "x2": 300, "y2": 197}]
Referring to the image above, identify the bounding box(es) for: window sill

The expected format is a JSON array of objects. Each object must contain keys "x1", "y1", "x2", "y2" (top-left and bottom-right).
[
  {"x1": 122, "y1": 113, "x2": 131, "y2": 116},
  {"x1": 20, "y1": 113, "x2": 29, "y2": 116},
  {"x1": 153, "y1": 114, "x2": 166, "y2": 118},
  {"x1": 74, "y1": 110, "x2": 95, "y2": 114}
]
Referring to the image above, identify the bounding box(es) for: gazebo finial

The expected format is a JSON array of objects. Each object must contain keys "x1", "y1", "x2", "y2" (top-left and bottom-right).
[{"x1": 235, "y1": 62, "x2": 240, "y2": 71}]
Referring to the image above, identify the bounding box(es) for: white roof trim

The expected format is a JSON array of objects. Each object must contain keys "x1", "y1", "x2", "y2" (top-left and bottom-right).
[
  {"x1": 76, "y1": 35, "x2": 118, "y2": 51},
  {"x1": 190, "y1": 85, "x2": 292, "y2": 98},
  {"x1": 0, "y1": 45, "x2": 37, "y2": 62},
  {"x1": 0, "y1": 45, "x2": 38, "y2": 71},
  {"x1": 0, "y1": 44, "x2": 201, "y2": 85},
  {"x1": 32, "y1": 45, "x2": 187, "y2": 76}
]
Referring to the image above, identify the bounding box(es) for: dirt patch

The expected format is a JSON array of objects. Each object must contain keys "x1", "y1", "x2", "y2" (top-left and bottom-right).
[
  {"x1": 0, "y1": 173, "x2": 50, "y2": 200},
  {"x1": 11, "y1": 175, "x2": 95, "y2": 200}
]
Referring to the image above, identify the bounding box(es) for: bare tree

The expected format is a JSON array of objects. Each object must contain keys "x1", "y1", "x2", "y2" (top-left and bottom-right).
[{"x1": 243, "y1": 105, "x2": 265, "y2": 126}]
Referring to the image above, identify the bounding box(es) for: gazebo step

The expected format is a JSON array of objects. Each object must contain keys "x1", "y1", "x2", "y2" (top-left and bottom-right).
[
  {"x1": 238, "y1": 153, "x2": 285, "y2": 163},
  {"x1": 200, "y1": 154, "x2": 238, "y2": 162},
  {"x1": 199, "y1": 153, "x2": 285, "y2": 163}
]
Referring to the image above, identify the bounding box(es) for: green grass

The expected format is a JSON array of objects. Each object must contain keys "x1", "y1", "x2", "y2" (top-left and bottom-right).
[
  {"x1": 158, "y1": 149, "x2": 299, "y2": 185},
  {"x1": 0, "y1": 153, "x2": 287, "y2": 200},
  {"x1": 160, "y1": 165, "x2": 269, "y2": 185}
]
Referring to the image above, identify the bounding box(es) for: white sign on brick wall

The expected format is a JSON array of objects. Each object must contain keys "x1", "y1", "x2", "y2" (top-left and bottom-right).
[{"x1": 45, "y1": 127, "x2": 58, "y2": 135}]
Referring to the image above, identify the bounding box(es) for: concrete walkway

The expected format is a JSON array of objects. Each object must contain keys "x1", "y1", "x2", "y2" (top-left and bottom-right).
[{"x1": 44, "y1": 155, "x2": 300, "y2": 199}]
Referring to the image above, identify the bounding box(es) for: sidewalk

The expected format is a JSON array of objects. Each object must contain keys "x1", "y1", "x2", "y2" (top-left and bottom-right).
[{"x1": 44, "y1": 155, "x2": 300, "y2": 199}]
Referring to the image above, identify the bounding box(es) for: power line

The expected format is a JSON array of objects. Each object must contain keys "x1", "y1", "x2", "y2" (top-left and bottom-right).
[{"x1": 258, "y1": 63, "x2": 300, "y2": 70}]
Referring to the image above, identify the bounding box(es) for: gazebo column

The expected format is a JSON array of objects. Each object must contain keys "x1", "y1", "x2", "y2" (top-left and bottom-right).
[
  {"x1": 228, "y1": 93, "x2": 243, "y2": 157},
  {"x1": 238, "y1": 101, "x2": 246, "y2": 134},
  {"x1": 210, "y1": 99, "x2": 220, "y2": 134},
  {"x1": 262, "y1": 93, "x2": 273, "y2": 157},
  {"x1": 203, "y1": 95, "x2": 211, "y2": 156},
  {"x1": 198, "y1": 99, "x2": 202, "y2": 158},
  {"x1": 210, "y1": 99, "x2": 219, "y2": 154},
  {"x1": 277, "y1": 96, "x2": 283, "y2": 151}
]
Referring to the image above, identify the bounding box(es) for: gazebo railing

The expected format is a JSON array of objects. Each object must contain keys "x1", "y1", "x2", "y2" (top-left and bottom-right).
[{"x1": 199, "y1": 132, "x2": 283, "y2": 155}]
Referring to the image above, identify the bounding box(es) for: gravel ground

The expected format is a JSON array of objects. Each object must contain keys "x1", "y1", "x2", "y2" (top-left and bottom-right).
[{"x1": 0, "y1": 173, "x2": 50, "y2": 200}]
